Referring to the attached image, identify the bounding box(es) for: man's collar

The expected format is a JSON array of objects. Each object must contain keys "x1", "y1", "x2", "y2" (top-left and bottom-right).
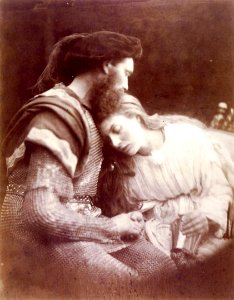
[{"x1": 54, "y1": 83, "x2": 91, "y2": 110}]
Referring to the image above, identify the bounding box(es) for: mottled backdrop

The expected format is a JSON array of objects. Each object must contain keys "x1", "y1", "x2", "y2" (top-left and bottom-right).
[
  {"x1": 0, "y1": 1, "x2": 234, "y2": 298},
  {"x1": 1, "y1": 0, "x2": 234, "y2": 134}
]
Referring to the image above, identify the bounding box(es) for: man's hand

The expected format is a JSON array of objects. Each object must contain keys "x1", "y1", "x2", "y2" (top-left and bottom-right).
[
  {"x1": 180, "y1": 210, "x2": 209, "y2": 236},
  {"x1": 111, "y1": 211, "x2": 144, "y2": 239}
]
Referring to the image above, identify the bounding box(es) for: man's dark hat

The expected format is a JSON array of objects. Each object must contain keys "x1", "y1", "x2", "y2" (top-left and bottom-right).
[
  {"x1": 63, "y1": 31, "x2": 142, "y2": 61},
  {"x1": 36, "y1": 31, "x2": 142, "y2": 92}
]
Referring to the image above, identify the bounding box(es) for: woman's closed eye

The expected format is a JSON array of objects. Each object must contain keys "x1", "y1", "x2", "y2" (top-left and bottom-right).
[{"x1": 111, "y1": 124, "x2": 121, "y2": 134}]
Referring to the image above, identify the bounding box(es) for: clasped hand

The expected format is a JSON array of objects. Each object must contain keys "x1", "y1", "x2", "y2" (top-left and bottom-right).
[
  {"x1": 112, "y1": 211, "x2": 144, "y2": 240},
  {"x1": 180, "y1": 209, "x2": 209, "y2": 236}
]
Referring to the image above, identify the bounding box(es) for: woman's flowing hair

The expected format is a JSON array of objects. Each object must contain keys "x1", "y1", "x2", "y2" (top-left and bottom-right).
[
  {"x1": 100, "y1": 94, "x2": 206, "y2": 131},
  {"x1": 97, "y1": 144, "x2": 141, "y2": 217},
  {"x1": 112, "y1": 96, "x2": 206, "y2": 131},
  {"x1": 96, "y1": 94, "x2": 206, "y2": 216}
]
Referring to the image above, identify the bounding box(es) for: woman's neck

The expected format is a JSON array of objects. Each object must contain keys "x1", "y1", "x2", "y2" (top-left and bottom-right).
[
  {"x1": 139, "y1": 128, "x2": 164, "y2": 155},
  {"x1": 149, "y1": 128, "x2": 164, "y2": 149}
]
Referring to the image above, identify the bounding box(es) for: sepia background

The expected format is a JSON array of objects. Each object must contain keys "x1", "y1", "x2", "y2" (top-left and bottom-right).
[
  {"x1": 1, "y1": 0, "x2": 234, "y2": 135},
  {"x1": 0, "y1": 0, "x2": 234, "y2": 298}
]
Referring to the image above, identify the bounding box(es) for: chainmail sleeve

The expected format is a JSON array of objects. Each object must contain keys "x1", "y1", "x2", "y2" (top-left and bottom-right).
[{"x1": 22, "y1": 145, "x2": 123, "y2": 245}]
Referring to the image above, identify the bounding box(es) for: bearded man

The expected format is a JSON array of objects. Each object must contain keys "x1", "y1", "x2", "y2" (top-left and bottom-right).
[{"x1": 1, "y1": 31, "x2": 176, "y2": 298}]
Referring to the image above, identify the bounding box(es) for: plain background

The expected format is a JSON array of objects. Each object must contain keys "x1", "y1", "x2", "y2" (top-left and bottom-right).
[
  {"x1": 1, "y1": 0, "x2": 234, "y2": 133},
  {"x1": 0, "y1": 1, "x2": 234, "y2": 298}
]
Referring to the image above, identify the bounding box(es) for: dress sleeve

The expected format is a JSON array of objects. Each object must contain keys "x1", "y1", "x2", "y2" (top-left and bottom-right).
[
  {"x1": 22, "y1": 145, "x2": 123, "y2": 245},
  {"x1": 197, "y1": 134, "x2": 233, "y2": 236}
]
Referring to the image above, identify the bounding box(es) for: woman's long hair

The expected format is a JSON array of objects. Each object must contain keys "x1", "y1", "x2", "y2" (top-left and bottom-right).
[
  {"x1": 96, "y1": 94, "x2": 206, "y2": 217},
  {"x1": 94, "y1": 94, "x2": 142, "y2": 216},
  {"x1": 97, "y1": 144, "x2": 141, "y2": 217}
]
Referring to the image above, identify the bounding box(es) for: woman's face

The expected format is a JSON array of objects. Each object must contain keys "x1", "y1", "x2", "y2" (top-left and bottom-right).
[{"x1": 100, "y1": 114, "x2": 146, "y2": 156}]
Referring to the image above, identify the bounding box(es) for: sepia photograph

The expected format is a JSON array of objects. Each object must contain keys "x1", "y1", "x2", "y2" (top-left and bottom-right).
[{"x1": 0, "y1": 0, "x2": 234, "y2": 299}]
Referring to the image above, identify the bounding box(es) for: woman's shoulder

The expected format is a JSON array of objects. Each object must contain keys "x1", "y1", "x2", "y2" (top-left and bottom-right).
[{"x1": 164, "y1": 122, "x2": 206, "y2": 140}]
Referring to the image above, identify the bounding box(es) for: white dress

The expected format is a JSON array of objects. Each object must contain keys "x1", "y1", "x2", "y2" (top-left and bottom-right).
[{"x1": 125, "y1": 123, "x2": 233, "y2": 258}]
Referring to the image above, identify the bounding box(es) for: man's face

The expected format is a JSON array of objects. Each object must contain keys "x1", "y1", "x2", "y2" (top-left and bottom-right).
[
  {"x1": 108, "y1": 58, "x2": 134, "y2": 92},
  {"x1": 89, "y1": 58, "x2": 134, "y2": 113}
]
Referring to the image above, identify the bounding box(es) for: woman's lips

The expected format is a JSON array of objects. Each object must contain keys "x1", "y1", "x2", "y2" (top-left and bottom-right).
[
  {"x1": 119, "y1": 144, "x2": 130, "y2": 152},
  {"x1": 120, "y1": 144, "x2": 135, "y2": 155}
]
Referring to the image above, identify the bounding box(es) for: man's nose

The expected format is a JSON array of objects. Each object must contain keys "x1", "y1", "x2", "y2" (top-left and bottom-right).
[{"x1": 122, "y1": 78, "x2": 128, "y2": 91}]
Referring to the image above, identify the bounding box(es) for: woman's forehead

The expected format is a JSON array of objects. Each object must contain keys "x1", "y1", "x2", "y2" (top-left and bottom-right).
[
  {"x1": 101, "y1": 114, "x2": 125, "y2": 126},
  {"x1": 100, "y1": 114, "x2": 128, "y2": 130}
]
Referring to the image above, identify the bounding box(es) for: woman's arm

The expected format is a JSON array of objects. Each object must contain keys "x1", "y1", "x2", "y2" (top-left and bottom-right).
[{"x1": 182, "y1": 132, "x2": 233, "y2": 236}]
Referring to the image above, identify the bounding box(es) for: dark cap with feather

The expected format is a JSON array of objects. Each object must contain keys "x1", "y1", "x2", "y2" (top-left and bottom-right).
[
  {"x1": 36, "y1": 31, "x2": 142, "y2": 92},
  {"x1": 64, "y1": 31, "x2": 142, "y2": 61}
]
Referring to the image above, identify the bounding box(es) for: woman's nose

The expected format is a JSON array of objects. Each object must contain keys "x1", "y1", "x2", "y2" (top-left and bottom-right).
[{"x1": 110, "y1": 135, "x2": 120, "y2": 148}]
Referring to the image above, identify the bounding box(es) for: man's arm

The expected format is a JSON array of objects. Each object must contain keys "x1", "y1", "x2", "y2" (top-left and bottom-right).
[
  {"x1": 23, "y1": 145, "x2": 144, "y2": 244},
  {"x1": 22, "y1": 145, "x2": 123, "y2": 244}
]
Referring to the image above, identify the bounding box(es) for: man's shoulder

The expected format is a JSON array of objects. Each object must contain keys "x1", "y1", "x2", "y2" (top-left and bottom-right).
[{"x1": 36, "y1": 86, "x2": 82, "y2": 110}]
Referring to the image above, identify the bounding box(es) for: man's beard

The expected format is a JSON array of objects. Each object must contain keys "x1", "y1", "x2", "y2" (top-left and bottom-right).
[{"x1": 90, "y1": 73, "x2": 124, "y2": 125}]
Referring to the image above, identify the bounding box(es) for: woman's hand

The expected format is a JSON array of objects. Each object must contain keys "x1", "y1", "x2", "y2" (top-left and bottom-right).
[
  {"x1": 180, "y1": 210, "x2": 209, "y2": 236},
  {"x1": 111, "y1": 211, "x2": 144, "y2": 239}
]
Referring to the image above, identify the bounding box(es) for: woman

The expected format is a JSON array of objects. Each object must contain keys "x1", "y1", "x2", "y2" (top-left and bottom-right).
[{"x1": 95, "y1": 93, "x2": 233, "y2": 261}]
